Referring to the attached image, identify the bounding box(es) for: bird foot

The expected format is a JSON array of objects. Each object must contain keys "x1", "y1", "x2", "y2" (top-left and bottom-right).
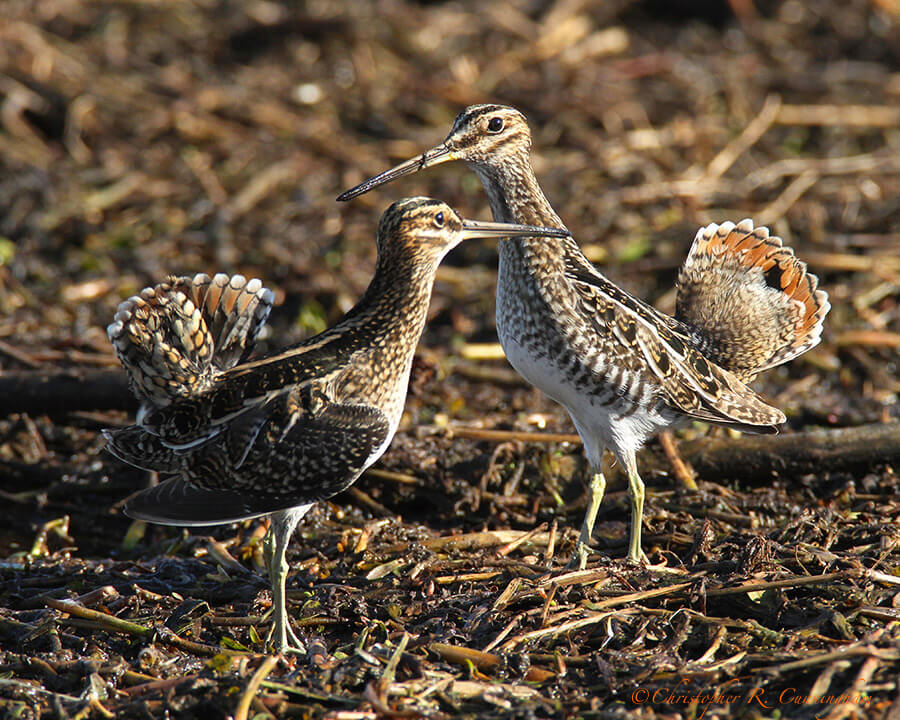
[
  {"x1": 626, "y1": 549, "x2": 651, "y2": 566},
  {"x1": 566, "y1": 541, "x2": 592, "y2": 571},
  {"x1": 263, "y1": 612, "x2": 306, "y2": 655}
]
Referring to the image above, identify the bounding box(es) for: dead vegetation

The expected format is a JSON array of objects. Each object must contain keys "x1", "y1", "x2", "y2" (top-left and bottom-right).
[{"x1": 0, "y1": 0, "x2": 899, "y2": 717}]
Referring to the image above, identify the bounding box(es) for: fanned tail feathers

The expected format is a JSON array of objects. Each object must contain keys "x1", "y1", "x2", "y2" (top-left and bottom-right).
[
  {"x1": 676, "y1": 219, "x2": 830, "y2": 380},
  {"x1": 192, "y1": 274, "x2": 275, "y2": 371},
  {"x1": 108, "y1": 273, "x2": 274, "y2": 405}
]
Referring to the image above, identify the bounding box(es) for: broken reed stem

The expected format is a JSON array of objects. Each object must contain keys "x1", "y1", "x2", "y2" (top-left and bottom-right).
[
  {"x1": 703, "y1": 94, "x2": 781, "y2": 182},
  {"x1": 434, "y1": 571, "x2": 504, "y2": 585},
  {"x1": 760, "y1": 642, "x2": 898, "y2": 675},
  {"x1": 682, "y1": 423, "x2": 900, "y2": 481},
  {"x1": 494, "y1": 569, "x2": 893, "y2": 654},
  {"x1": 544, "y1": 519, "x2": 558, "y2": 565},
  {"x1": 0, "y1": 369, "x2": 134, "y2": 416},
  {"x1": 758, "y1": 168, "x2": 819, "y2": 225},
  {"x1": 573, "y1": 569, "x2": 893, "y2": 611},
  {"x1": 803, "y1": 251, "x2": 900, "y2": 273},
  {"x1": 618, "y1": 150, "x2": 900, "y2": 206},
  {"x1": 234, "y1": 655, "x2": 278, "y2": 720},
  {"x1": 743, "y1": 152, "x2": 900, "y2": 192},
  {"x1": 46, "y1": 598, "x2": 229, "y2": 656},
  {"x1": 835, "y1": 330, "x2": 900, "y2": 349},
  {"x1": 206, "y1": 539, "x2": 252, "y2": 576},
  {"x1": 775, "y1": 104, "x2": 900, "y2": 127},
  {"x1": 696, "y1": 625, "x2": 728, "y2": 664},
  {"x1": 446, "y1": 423, "x2": 900, "y2": 485},
  {"x1": 705, "y1": 571, "x2": 851, "y2": 597},
  {"x1": 718, "y1": 568, "x2": 900, "y2": 596},
  {"x1": 45, "y1": 598, "x2": 154, "y2": 638},
  {"x1": 585, "y1": 582, "x2": 694, "y2": 611},
  {"x1": 421, "y1": 530, "x2": 551, "y2": 553},
  {"x1": 430, "y1": 642, "x2": 502, "y2": 672},
  {"x1": 428, "y1": 643, "x2": 564, "y2": 682},
  {"x1": 381, "y1": 632, "x2": 410, "y2": 685},
  {"x1": 543, "y1": 568, "x2": 609, "y2": 588},
  {"x1": 499, "y1": 609, "x2": 633, "y2": 652},
  {"x1": 447, "y1": 427, "x2": 582, "y2": 444},
  {"x1": 365, "y1": 467, "x2": 421, "y2": 485},
  {"x1": 209, "y1": 616, "x2": 264, "y2": 627},
  {"x1": 122, "y1": 675, "x2": 201, "y2": 697},
  {"x1": 155, "y1": 627, "x2": 222, "y2": 656},
  {"x1": 497, "y1": 523, "x2": 548, "y2": 557},
  {"x1": 657, "y1": 431, "x2": 697, "y2": 491},
  {"x1": 458, "y1": 342, "x2": 507, "y2": 360}
]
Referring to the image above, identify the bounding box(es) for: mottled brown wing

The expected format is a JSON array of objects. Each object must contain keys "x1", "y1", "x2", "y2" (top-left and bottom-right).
[
  {"x1": 122, "y1": 393, "x2": 391, "y2": 526},
  {"x1": 566, "y1": 260, "x2": 784, "y2": 431},
  {"x1": 122, "y1": 476, "x2": 277, "y2": 526},
  {"x1": 104, "y1": 425, "x2": 183, "y2": 473},
  {"x1": 638, "y1": 321, "x2": 784, "y2": 431},
  {"x1": 131, "y1": 318, "x2": 369, "y2": 449}
]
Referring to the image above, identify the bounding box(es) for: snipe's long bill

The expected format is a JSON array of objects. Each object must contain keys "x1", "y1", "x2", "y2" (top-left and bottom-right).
[
  {"x1": 105, "y1": 197, "x2": 569, "y2": 653},
  {"x1": 338, "y1": 105, "x2": 830, "y2": 570}
]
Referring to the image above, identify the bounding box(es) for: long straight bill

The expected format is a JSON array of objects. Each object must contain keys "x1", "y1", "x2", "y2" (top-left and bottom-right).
[
  {"x1": 460, "y1": 219, "x2": 571, "y2": 241},
  {"x1": 337, "y1": 144, "x2": 455, "y2": 201}
]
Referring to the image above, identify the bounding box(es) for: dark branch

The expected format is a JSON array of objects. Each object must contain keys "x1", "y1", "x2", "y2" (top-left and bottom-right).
[
  {"x1": 682, "y1": 423, "x2": 900, "y2": 481},
  {"x1": 0, "y1": 370, "x2": 137, "y2": 417}
]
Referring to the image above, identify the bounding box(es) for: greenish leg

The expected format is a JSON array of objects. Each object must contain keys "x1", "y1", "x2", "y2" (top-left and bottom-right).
[
  {"x1": 622, "y1": 449, "x2": 645, "y2": 563},
  {"x1": 263, "y1": 507, "x2": 309, "y2": 654},
  {"x1": 569, "y1": 470, "x2": 606, "y2": 570}
]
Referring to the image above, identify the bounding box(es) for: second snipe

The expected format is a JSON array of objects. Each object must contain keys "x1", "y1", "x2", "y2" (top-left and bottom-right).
[{"x1": 339, "y1": 105, "x2": 830, "y2": 569}]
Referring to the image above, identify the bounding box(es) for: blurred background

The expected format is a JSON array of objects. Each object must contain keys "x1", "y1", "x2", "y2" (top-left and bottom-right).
[{"x1": 1, "y1": 0, "x2": 898, "y2": 542}]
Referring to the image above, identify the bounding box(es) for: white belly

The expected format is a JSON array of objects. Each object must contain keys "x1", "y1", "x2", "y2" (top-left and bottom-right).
[{"x1": 499, "y1": 323, "x2": 671, "y2": 466}]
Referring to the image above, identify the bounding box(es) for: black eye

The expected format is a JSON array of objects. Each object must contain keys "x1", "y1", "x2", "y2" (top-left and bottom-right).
[
  {"x1": 433, "y1": 211, "x2": 444, "y2": 228},
  {"x1": 487, "y1": 117, "x2": 504, "y2": 133}
]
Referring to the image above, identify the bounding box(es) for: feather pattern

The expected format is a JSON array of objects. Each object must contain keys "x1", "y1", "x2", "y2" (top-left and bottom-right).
[{"x1": 107, "y1": 197, "x2": 568, "y2": 526}]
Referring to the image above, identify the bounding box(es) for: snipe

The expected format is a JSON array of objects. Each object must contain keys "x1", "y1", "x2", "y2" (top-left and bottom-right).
[
  {"x1": 106, "y1": 197, "x2": 571, "y2": 652},
  {"x1": 339, "y1": 105, "x2": 830, "y2": 569}
]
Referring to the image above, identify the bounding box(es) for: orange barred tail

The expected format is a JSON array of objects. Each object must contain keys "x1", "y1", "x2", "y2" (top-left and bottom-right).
[
  {"x1": 108, "y1": 273, "x2": 274, "y2": 406},
  {"x1": 676, "y1": 219, "x2": 830, "y2": 381}
]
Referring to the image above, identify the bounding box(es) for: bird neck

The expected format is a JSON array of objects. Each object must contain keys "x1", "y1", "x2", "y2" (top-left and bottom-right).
[
  {"x1": 471, "y1": 153, "x2": 565, "y2": 230},
  {"x1": 469, "y1": 153, "x2": 585, "y2": 272},
  {"x1": 356, "y1": 249, "x2": 437, "y2": 344}
]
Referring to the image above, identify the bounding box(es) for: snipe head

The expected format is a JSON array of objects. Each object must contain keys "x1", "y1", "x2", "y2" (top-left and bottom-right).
[
  {"x1": 375, "y1": 195, "x2": 568, "y2": 262},
  {"x1": 338, "y1": 105, "x2": 532, "y2": 201}
]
